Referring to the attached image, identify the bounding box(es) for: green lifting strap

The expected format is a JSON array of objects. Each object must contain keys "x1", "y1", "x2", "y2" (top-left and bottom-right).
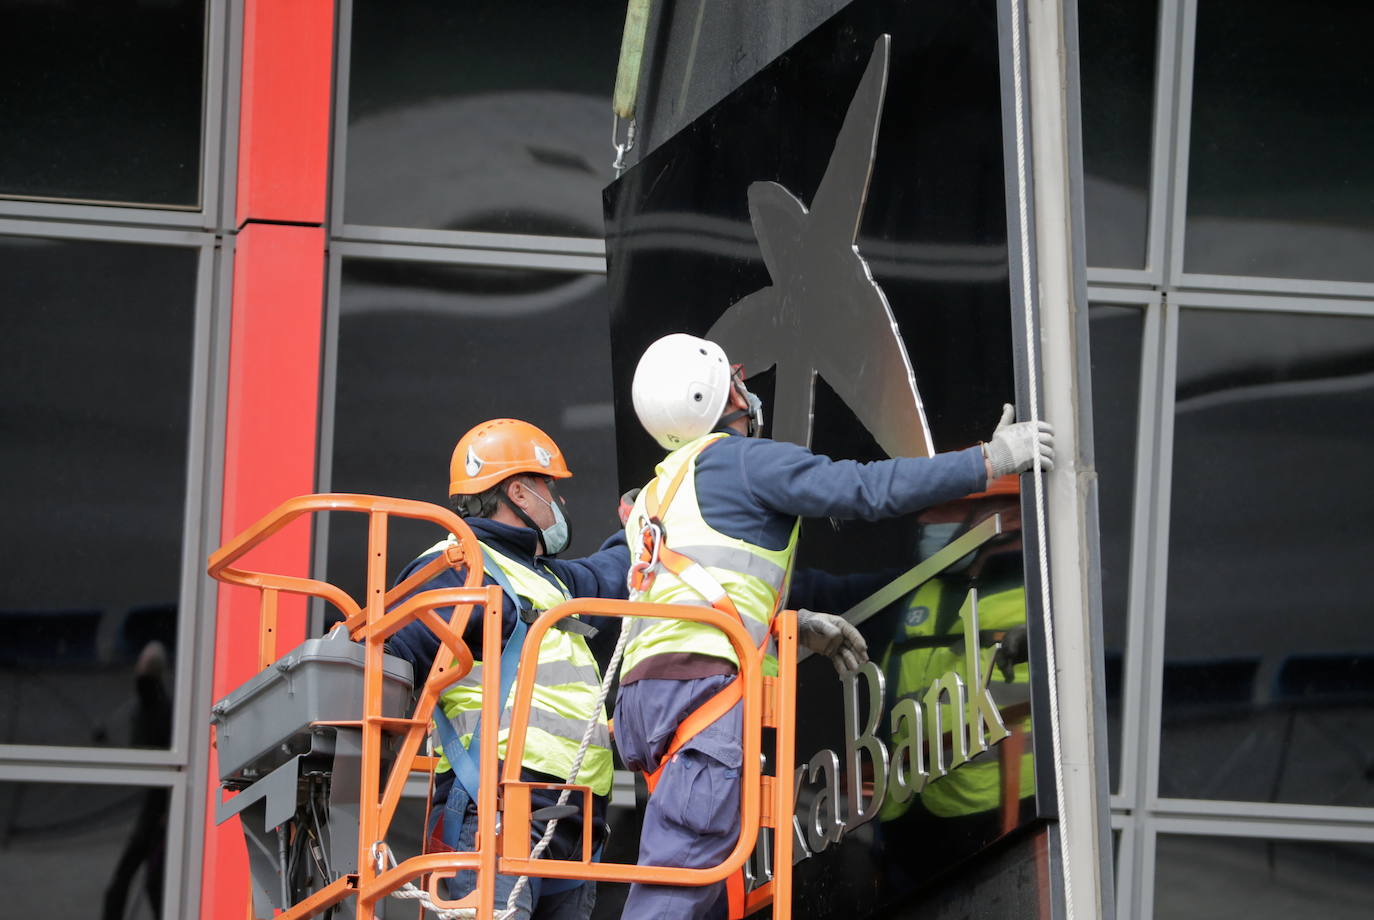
[{"x1": 613, "y1": 0, "x2": 652, "y2": 119}]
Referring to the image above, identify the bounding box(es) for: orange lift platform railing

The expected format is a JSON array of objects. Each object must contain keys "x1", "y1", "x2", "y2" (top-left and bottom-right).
[{"x1": 207, "y1": 494, "x2": 796, "y2": 920}]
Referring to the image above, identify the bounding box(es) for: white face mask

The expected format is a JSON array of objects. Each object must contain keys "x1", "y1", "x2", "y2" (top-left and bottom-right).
[{"x1": 526, "y1": 488, "x2": 571, "y2": 556}]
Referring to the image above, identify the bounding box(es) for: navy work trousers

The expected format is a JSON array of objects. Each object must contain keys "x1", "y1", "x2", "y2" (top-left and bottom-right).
[{"x1": 614, "y1": 674, "x2": 742, "y2": 920}]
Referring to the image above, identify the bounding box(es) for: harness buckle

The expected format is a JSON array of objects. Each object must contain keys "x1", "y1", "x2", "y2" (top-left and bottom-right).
[{"x1": 627, "y1": 519, "x2": 665, "y2": 594}]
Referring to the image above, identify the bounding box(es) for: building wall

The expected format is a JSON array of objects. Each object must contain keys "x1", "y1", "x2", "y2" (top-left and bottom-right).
[
  {"x1": 2, "y1": 1, "x2": 1371, "y2": 918},
  {"x1": 0, "y1": 1, "x2": 627, "y2": 917},
  {"x1": 1079, "y1": 0, "x2": 1374, "y2": 917}
]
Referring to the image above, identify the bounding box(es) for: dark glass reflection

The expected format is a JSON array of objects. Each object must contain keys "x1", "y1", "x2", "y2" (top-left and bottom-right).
[
  {"x1": 0, "y1": 237, "x2": 194, "y2": 749},
  {"x1": 605, "y1": 1, "x2": 1042, "y2": 913},
  {"x1": 631, "y1": 1, "x2": 848, "y2": 157},
  {"x1": 1184, "y1": 1, "x2": 1374, "y2": 281},
  {"x1": 0, "y1": 0, "x2": 204, "y2": 207},
  {"x1": 326, "y1": 260, "x2": 620, "y2": 612},
  {"x1": 1154, "y1": 835, "x2": 1374, "y2": 919},
  {"x1": 1087, "y1": 304, "x2": 1145, "y2": 791},
  {"x1": 0, "y1": 780, "x2": 171, "y2": 918},
  {"x1": 1161, "y1": 309, "x2": 1374, "y2": 805},
  {"x1": 1078, "y1": 0, "x2": 1159, "y2": 269},
  {"x1": 344, "y1": 0, "x2": 624, "y2": 235}
]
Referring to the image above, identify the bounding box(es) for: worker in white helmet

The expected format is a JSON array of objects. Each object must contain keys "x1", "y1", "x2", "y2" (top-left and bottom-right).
[{"x1": 615, "y1": 332, "x2": 1053, "y2": 919}]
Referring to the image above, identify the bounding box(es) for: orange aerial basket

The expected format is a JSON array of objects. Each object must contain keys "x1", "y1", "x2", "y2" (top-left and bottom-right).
[{"x1": 207, "y1": 493, "x2": 797, "y2": 920}]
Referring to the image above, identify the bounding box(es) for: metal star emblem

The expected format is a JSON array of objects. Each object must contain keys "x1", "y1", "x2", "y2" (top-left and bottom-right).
[{"x1": 706, "y1": 35, "x2": 934, "y2": 458}]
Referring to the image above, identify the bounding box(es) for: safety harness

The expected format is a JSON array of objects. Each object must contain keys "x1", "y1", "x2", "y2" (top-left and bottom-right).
[
  {"x1": 428, "y1": 545, "x2": 597, "y2": 900},
  {"x1": 627, "y1": 436, "x2": 787, "y2": 918}
]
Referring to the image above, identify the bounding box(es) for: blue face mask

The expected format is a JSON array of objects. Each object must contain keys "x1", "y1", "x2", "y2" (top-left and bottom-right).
[
  {"x1": 918, "y1": 522, "x2": 976, "y2": 573},
  {"x1": 527, "y1": 488, "x2": 571, "y2": 556}
]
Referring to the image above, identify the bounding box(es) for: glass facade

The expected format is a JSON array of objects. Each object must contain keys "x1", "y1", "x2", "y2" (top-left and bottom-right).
[
  {"x1": 1087, "y1": 303, "x2": 1147, "y2": 789},
  {"x1": 0, "y1": 237, "x2": 196, "y2": 749},
  {"x1": 1083, "y1": 0, "x2": 1374, "y2": 915},
  {"x1": 1183, "y1": 0, "x2": 1374, "y2": 282},
  {"x1": 0, "y1": 780, "x2": 174, "y2": 919},
  {"x1": 1161, "y1": 309, "x2": 1374, "y2": 806},
  {"x1": 343, "y1": 0, "x2": 624, "y2": 235},
  {"x1": 1078, "y1": 0, "x2": 1159, "y2": 270},
  {"x1": 325, "y1": 260, "x2": 619, "y2": 602},
  {"x1": 0, "y1": 0, "x2": 206, "y2": 207},
  {"x1": 2, "y1": 0, "x2": 1369, "y2": 917},
  {"x1": 1153, "y1": 835, "x2": 1374, "y2": 919}
]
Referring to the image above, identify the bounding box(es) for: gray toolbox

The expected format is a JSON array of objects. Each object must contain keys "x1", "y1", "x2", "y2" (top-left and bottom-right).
[
  {"x1": 211, "y1": 627, "x2": 416, "y2": 916},
  {"x1": 211, "y1": 626, "x2": 414, "y2": 783}
]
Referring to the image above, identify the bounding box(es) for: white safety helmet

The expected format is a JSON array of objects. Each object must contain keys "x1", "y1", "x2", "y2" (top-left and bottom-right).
[{"x1": 631, "y1": 333, "x2": 734, "y2": 450}]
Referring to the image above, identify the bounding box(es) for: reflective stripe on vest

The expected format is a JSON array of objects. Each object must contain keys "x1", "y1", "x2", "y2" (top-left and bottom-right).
[
  {"x1": 878, "y1": 579, "x2": 1033, "y2": 819},
  {"x1": 429, "y1": 537, "x2": 613, "y2": 796},
  {"x1": 620, "y1": 434, "x2": 799, "y2": 677}
]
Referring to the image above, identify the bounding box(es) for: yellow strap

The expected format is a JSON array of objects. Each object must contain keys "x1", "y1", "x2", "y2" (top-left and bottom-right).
[{"x1": 644, "y1": 437, "x2": 712, "y2": 522}]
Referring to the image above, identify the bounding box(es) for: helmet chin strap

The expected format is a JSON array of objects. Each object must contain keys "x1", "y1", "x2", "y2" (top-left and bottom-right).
[
  {"x1": 499, "y1": 481, "x2": 546, "y2": 538},
  {"x1": 716, "y1": 382, "x2": 764, "y2": 437},
  {"x1": 501, "y1": 491, "x2": 543, "y2": 533}
]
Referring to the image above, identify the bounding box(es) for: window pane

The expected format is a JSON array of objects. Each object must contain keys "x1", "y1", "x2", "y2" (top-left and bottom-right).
[
  {"x1": 0, "y1": 237, "x2": 195, "y2": 749},
  {"x1": 1088, "y1": 304, "x2": 1145, "y2": 790},
  {"x1": 1155, "y1": 835, "x2": 1374, "y2": 919},
  {"x1": 1161, "y1": 309, "x2": 1374, "y2": 805},
  {"x1": 325, "y1": 260, "x2": 619, "y2": 607},
  {"x1": 1079, "y1": 0, "x2": 1159, "y2": 269},
  {"x1": 1184, "y1": 1, "x2": 1374, "y2": 282},
  {"x1": 0, "y1": 0, "x2": 205, "y2": 207},
  {"x1": 344, "y1": 0, "x2": 624, "y2": 235},
  {"x1": 0, "y1": 780, "x2": 172, "y2": 918}
]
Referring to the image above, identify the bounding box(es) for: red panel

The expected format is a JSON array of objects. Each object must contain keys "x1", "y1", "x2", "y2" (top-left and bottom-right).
[
  {"x1": 236, "y1": 0, "x2": 335, "y2": 226},
  {"x1": 201, "y1": 223, "x2": 326, "y2": 920}
]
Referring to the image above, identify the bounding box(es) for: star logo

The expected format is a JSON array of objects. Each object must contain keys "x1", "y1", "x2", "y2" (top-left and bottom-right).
[{"x1": 706, "y1": 35, "x2": 934, "y2": 459}]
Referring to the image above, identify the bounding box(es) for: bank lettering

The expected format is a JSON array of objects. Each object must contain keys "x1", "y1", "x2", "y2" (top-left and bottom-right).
[{"x1": 786, "y1": 588, "x2": 1011, "y2": 866}]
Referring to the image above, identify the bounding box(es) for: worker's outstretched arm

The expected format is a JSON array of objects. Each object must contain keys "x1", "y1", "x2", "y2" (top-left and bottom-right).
[
  {"x1": 544, "y1": 530, "x2": 631, "y2": 599},
  {"x1": 720, "y1": 437, "x2": 988, "y2": 521},
  {"x1": 544, "y1": 530, "x2": 631, "y2": 635}
]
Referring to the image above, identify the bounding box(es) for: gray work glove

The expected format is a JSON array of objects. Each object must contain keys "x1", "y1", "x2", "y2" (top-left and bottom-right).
[
  {"x1": 796, "y1": 609, "x2": 869, "y2": 674},
  {"x1": 985, "y1": 403, "x2": 1055, "y2": 477}
]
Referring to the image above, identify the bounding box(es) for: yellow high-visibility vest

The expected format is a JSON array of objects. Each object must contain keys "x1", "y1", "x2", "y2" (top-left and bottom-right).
[
  {"x1": 431, "y1": 538, "x2": 612, "y2": 796},
  {"x1": 621, "y1": 434, "x2": 798, "y2": 678}
]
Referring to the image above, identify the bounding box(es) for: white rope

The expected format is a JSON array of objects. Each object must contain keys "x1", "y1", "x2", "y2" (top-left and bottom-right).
[
  {"x1": 502, "y1": 615, "x2": 635, "y2": 912},
  {"x1": 380, "y1": 843, "x2": 516, "y2": 920},
  {"x1": 1009, "y1": 1, "x2": 1076, "y2": 916}
]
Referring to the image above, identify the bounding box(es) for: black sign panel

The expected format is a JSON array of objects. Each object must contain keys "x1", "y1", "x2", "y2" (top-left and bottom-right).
[{"x1": 604, "y1": 0, "x2": 1049, "y2": 914}]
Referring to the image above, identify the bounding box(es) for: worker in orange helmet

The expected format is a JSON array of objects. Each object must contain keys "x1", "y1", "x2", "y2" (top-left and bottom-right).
[{"x1": 386, "y1": 419, "x2": 630, "y2": 920}]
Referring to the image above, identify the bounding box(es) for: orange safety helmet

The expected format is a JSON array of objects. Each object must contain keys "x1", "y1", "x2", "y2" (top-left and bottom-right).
[
  {"x1": 448, "y1": 419, "x2": 572, "y2": 496},
  {"x1": 963, "y1": 472, "x2": 1021, "y2": 502}
]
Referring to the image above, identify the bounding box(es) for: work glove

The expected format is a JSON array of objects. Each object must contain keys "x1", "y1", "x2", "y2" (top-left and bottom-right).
[
  {"x1": 796, "y1": 608, "x2": 869, "y2": 674},
  {"x1": 618, "y1": 488, "x2": 641, "y2": 526},
  {"x1": 984, "y1": 403, "x2": 1055, "y2": 478}
]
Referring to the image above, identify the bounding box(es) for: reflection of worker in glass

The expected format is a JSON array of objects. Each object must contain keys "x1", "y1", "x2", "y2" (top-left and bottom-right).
[
  {"x1": 386, "y1": 419, "x2": 629, "y2": 919},
  {"x1": 878, "y1": 475, "x2": 1034, "y2": 841},
  {"x1": 102, "y1": 640, "x2": 172, "y2": 920}
]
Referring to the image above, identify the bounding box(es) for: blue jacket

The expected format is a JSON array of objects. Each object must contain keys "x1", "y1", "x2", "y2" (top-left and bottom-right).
[
  {"x1": 387, "y1": 517, "x2": 630, "y2": 674},
  {"x1": 686, "y1": 431, "x2": 987, "y2": 613}
]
